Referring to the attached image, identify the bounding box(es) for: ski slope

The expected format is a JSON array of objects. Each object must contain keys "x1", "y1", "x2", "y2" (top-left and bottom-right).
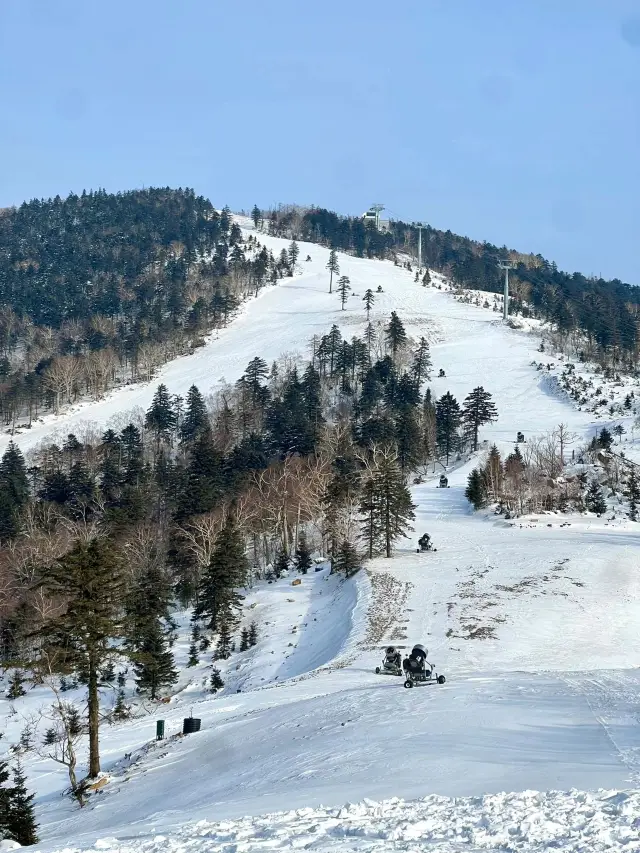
[
  {"x1": 0, "y1": 218, "x2": 599, "y2": 460},
  {"x1": 3, "y1": 221, "x2": 640, "y2": 852}
]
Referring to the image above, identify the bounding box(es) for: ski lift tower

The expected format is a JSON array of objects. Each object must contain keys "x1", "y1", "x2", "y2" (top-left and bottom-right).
[
  {"x1": 363, "y1": 203, "x2": 385, "y2": 232},
  {"x1": 498, "y1": 260, "x2": 515, "y2": 321}
]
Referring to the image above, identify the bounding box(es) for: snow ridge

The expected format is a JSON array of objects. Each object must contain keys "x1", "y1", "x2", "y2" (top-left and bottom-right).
[{"x1": 49, "y1": 789, "x2": 640, "y2": 852}]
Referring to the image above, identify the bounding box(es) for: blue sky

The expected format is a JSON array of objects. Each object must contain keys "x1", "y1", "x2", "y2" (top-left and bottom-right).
[{"x1": 1, "y1": 0, "x2": 639, "y2": 282}]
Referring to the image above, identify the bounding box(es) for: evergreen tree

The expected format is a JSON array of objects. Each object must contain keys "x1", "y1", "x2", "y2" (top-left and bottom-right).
[
  {"x1": 251, "y1": 204, "x2": 262, "y2": 229},
  {"x1": 359, "y1": 448, "x2": 415, "y2": 558},
  {"x1": 177, "y1": 430, "x2": 224, "y2": 517},
  {"x1": 294, "y1": 531, "x2": 313, "y2": 574},
  {"x1": 42, "y1": 727, "x2": 58, "y2": 747},
  {"x1": 465, "y1": 468, "x2": 487, "y2": 509},
  {"x1": 187, "y1": 642, "x2": 199, "y2": 667},
  {"x1": 180, "y1": 385, "x2": 209, "y2": 445},
  {"x1": 337, "y1": 276, "x2": 351, "y2": 310},
  {"x1": 113, "y1": 690, "x2": 130, "y2": 720},
  {"x1": 462, "y1": 386, "x2": 498, "y2": 451},
  {"x1": 6, "y1": 670, "x2": 26, "y2": 699},
  {"x1": 385, "y1": 312, "x2": 407, "y2": 358},
  {"x1": 214, "y1": 621, "x2": 233, "y2": 660},
  {"x1": 195, "y1": 516, "x2": 247, "y2": 631},
  {"x1": 331, "y1": 539, "x2": 361, "y2": 577},
  {"x1": 288, "y1": 240, "x2": 299, "y2": 272},
  {"x1": 0, "y1": 757, "x2": 11, "y2": 840},
  {"x1": 363, "y1": 288, "x2": 375, "y2": 320},
  {"x1": 209, "y1": 668, "x2": 224, "y2": 693},
  {"x1": 6, "y1": 760, "x2": 38, "y2": 846},
  {"x1": 37, "y1": 537, "x2": 127, "y2": 778},
  {"x1": 627, "y1": 469, "x2": 640, "y2": 521},
  {"x1": 411, "y1": 337, "x2": 432, "y2": 388},
  {"x1": 0, "y1": 442, "x2": 29, "y2": 539},
  {"x1": 145, "y1": 384, "x2": 177, "y2": 446},
  {"x1": 133, "y1": 617, "x2": 178, "y2": 700},
  {"x1": 597, "y1": 427, "x2": 613, "y2": 451},
  {"x1": 66, "y1": 706, "x2": 82, "y2": 737},
  {"x1": 326, "y1": 249, "x2": 340, "y2": 293},
  {"x1": 248, "y1": 622, "x2": 258, "y2": 646},
  {"x1": 394, "y1": 406, "x2": 422, "y2": 474},
  {"x1": 585, "y1": 479, "x2": 607, "y2": 514},
  {"x1": 422, "y1": 269, "x2": 431, "y2": 286},
  {"x1": 436, "y1": 392, "x2": 462, "y2": 464},
  {"x1": 239, "y1": 627, "x2": 250, "y2": 651}
]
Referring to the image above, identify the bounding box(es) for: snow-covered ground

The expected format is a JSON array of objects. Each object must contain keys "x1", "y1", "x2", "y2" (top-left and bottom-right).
[
  {"x1": 2, "y1": 220, "x2": 640, "y2": 852},
  {"x1": 42, "y1": 789, "x2": 640, "y2": 852}
]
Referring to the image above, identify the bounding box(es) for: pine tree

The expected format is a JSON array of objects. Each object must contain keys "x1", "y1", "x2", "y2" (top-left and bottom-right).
[
  {"x1": 597, "y1": 427, "x2": 613, "y2": 451},
  {"x1": 294, "y1": 531, "x2": 313, "y2": 574},
  {"x1": 251, "y1": 204, "x2": 262, "y2": 229},
  {"x1": 244, "y1": 356, "x2": 269, "y2": 406},
  {"x1": 239, "y1": 627, "x2": 250, "y2": 651},
  {"x1": 19, "y1": 726, "x2": 32, "y2": 752},
  {"x1": 43, "y1": 728, "x2": 58, "y2": 747},
  {"x1": 332, "y1": 539, "x2": 361, "y2": 577},
  {"x1": 0, "y1": 442, "x2": 29, "y2": 539},
  {"x1": 462, "y1": 387, "x2": 498, "y2": 451},
  {"x1": 465, "y1": 468, "x2": 487, "y2": 509},
  {"x1": 363, "y1": 288, "x2": 375, "y2": 320},
  {"x1": 326, "y1": 249, "x2": 340, "y2": 293},
  {"x1": 113, "y1": 690, "x2": 130, "y2": 720},
  {"x1": 385, "y1": 312, "x2": 407, "y2": 358},
  {"x1": 187, "y1": 642, "x2": 199, "y2": 667},
  {"x1": 214, "y1": 621, "x2": 232, "y2": 660},
  {"x1": 359, "y1": 447, "x2": 415, "y2": 558},
  {"x1": 6, "y1": 670, "x2": 26, "y2": 699},
  {"x1": 209, "y1": 668, "x2": 224, "y2": 693},
  {"x1": 337, "y1": 275, "x2": 351, "y2": 310},
  {"x1": 288, "y1": 240, "x2": 299, "y2": 273},
  {"x1": 436, "y1": 392, "x2": 462, "y2": 464},
  {"x1": 180, "y1": 385, "x2": 209, "y2": 445},
  {"x1": 0, "y1": 757, "x2": 11, "y2": 840},
  {"x1": 422, "y1": 269, "x2": 431, "y2": 286},
  {"x1": 177, "y1": 430, "x2": 224, "y2": 517},
  {"x1": 36, "y1": 537, "x2": 127, "y2": 778},
  {"x1": 394, "y1": 406, "x2": 422, "y2": 473},
  {"x1": 194, "y1": 516, "x2": 247, "y2": 631},
  {"x1": 585, "y1": 479, "x2": 607, "y2": 514},
  {"x1": 248, "y1": 622, "x2": 258, "y2": 647},
  {"x1": 411, "y1": 337, "x2": 432, "y2": 388},
  {"x1": 133, "y1": 617, "x2": 178, "y2": 700},
  {"x1": 7, "y1": 760, "x2": 38, "y2": 846},
  {"x1": 145, "y1": 384, "x2": 178, "y2": 446},
  {"x1": 66, "y1": 706, "x2": 83, "y2": 738},
  {"x1": 627, "y1": 469, "x2": 640, "y2": 521}
]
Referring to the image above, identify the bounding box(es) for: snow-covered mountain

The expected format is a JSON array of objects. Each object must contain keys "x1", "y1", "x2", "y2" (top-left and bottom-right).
[{"x1": 2, "y1": 218, "x2": 640, "y2": 853}]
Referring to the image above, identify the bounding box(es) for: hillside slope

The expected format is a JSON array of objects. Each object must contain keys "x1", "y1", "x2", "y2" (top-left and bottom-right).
[{"x1": 2, "y1": 219, "x2": 640, "y2": 853}]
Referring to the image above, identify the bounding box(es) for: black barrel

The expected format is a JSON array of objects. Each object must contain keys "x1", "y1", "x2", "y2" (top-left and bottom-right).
[{"x1": 182, "y1": 717, "x2": 201, "y2": 734}]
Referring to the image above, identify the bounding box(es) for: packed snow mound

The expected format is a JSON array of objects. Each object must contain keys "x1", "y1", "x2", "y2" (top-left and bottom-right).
[{"x1": 40, "y1": 789, "x2": 640, "y2": 852}]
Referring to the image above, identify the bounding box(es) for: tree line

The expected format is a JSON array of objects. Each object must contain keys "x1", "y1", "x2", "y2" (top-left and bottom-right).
[
  {"x1": 0, "y1": 190, "x2": 299, "y2": 431},
  {"x1": 259, "y1": 204, "x2": 639, "y2": 369}
]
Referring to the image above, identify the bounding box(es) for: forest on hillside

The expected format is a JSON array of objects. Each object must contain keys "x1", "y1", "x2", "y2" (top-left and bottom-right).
[
  {"x1": 0, "y1": 309, "x2": 504, "y2": 803},
  {"x1": 0, "y1": 189, "x2": 292, "y2": 430},
  {"x1": 263, "y1": 205, "x2": 639, "y2": 368}
]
